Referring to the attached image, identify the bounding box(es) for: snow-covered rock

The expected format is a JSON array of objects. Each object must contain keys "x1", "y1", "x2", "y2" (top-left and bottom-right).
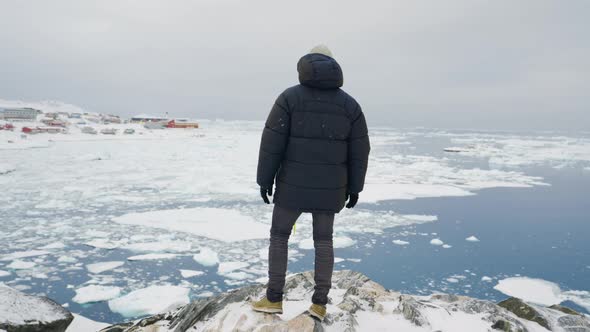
[
  {"x1": 99, "y1": 270, "x2": 590, "y2": 332},
  {"x1": 0, "y1": 285, "x2": 74, "y2": 332}
]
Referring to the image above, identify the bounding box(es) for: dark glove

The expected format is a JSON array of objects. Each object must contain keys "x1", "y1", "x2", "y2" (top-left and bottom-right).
[
  {"x1": 260, "y1": 186, "x2": 273, "y2": 204},
  {"x1": 346, "y1": 192, "x2": 359, "y2": 209}
]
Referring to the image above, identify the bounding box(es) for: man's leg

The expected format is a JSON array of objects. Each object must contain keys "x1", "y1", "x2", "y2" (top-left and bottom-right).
[
  {"x1": 311, "y1": 212, "x2": 335, "y2": 305},
  {"x1": 267, "y1": 205, "x2": 301, "y2": 302}
]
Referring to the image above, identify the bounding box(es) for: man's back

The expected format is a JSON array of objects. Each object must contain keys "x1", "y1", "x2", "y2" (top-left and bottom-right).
[{"x1": 257, "y1": 52, "x2": 370, "y2": 213}]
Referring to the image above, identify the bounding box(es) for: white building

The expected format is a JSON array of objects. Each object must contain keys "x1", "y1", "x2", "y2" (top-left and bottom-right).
[{"x1": 2, "y1": 108, "x2": 39, "y2": 121}]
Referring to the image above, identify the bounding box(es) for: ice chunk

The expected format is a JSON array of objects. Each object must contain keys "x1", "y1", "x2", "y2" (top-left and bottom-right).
[
  {"x1": 465, "y1": 236, "x2": 480, "y2": 242},
  {"x1": 481, "y1": 276, "x2": 493, "y2": 282},
  {"x1": 218, "y1": 262, "x2": 249, "y2": 275},
  {"x1": 193, "y1": 247, "x2": 219, "y2": 267},
  {"x1": 334, "y1": 236, "x2": 356, "y2": 248},
  {"x1": 430, "y1": 238, "x2": 444, "y2": 246},
  {"x1": 86, "y1": 261, "x2": 124, "y2": 274},
  {"x1": 112, "y1": 208, "x2": 269, "y2": 242},
  {"x1": 72, "y1": 285, "x2": 121, "y2": 304},
  {"x1": 298, "y1": 239, "x2": 314, "y2": 250},
  {"x1": 108, "y1": 285, "x2": 190, "y2": 317},
  {"x1": 58, "y1": 256, "x2": 77, "y2": 263},
  {"x1": 180, "y1": 269, "x2": 204, "y2": 278},
  {"x1": 39, "y1": 242, "x2": 66, "y2": 250},
  {"x1": 85, "y1": 239, "x2": 119, "y2": 250},
  {"x1": 299, "y1": 236, "x2": 355, "y2": 250},
  {"x1": 123, "y1": 241, "x2": 191, "y2": 253},
  {"x1": 1, "y1": 250, "x2": 50, "y2": 261},
  {"x1": 392, "y1": 240, "x2": 409, "y2": 245},
  {"x1": 442, "y1": 244, "x2": 452, "y2": 249},
  {"x1": 127, "y1": 254, "x2": 178, "y2": 261},
  {"x1": 7, "y1": 260, "x2": 36, "y2": 270},
  {"x1": 0, "y1": 270, "x2": 10, "y2": 277},
  {"x1": 495, "y1": 277, "x2": 590, "y2": 311}
]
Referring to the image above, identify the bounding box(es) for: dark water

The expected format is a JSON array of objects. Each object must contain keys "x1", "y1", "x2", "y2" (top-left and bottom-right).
[
  {"x1": 16, "y1": 166, "x2": 589, "y2": 323},
  {"x1": 328, "y1": 166, "x2": 590, "y2": 313}
]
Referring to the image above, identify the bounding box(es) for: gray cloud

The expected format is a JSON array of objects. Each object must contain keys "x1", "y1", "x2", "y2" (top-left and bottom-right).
[{"x1": 0, "y1": 0, "x2": 588, "y2": 130}]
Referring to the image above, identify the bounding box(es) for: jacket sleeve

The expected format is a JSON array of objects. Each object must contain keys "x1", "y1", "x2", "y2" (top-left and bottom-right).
[
  {"x1": 256, "y1": 93, "x2": 291, "y2": 188},
  {"x1": 347, "y1": 106, "x2": 370, "y2": 194}
]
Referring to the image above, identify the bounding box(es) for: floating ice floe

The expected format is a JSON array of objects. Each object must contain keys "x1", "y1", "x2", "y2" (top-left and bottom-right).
[
  {"x1": 38, "y1": 242, "x2": 66, "y2": 250},
  {"x1": 218, "y1": 262, "x2": 249, "y2": 275},
  {"x1": 127, "y1": 254, "x2": 178, "y2": 261},
  {"x1": 85, "y1": 239, "x2": 120, "y2": 250},
  {"x1": 123, "y1": 240, "x2": 191, "y2": 253},
  {"x1": 481, "y1": 276, "x2": 493, "y2": 282},
  {"x1": 193, "y1": 247, "x2": 219, "y2": 267},
  {"x1": 466, "y1": 236, "x2": 480, "y2": 242},
  {"x1": 0, "y1": 270, "x2": 11, "y2": 277},
  {"x1": 392, "y1": 240, "x2": 410, "y2": 245},
  {"x1": 494, "y1": 277, "x2": 590, "y2": 311},
  {"x1": 179, "y1": 269, "x2": 204, "y2": 278},
  {"x1": 112, "y1": 208, "x2": 268, "y2": 242},
  {"x1": 57, "y1": 256, "x2": 77, "y2": 263},
  {"x1": 108, "y1": 285, "x2": 190, "y2": 317},
  {"x1": 7, "y1": 260, "x2": 36, "y2": 270},
  {"x1": 86, "y1": 261, "x2": 124, "y2": 274},
  {"x1": 298, "y1": 236, "x2": 356, "y2": 250},
  {"x1": 450, "y1": 135, "x2": 590, "y2": 169},
  {"x1": 0, "y1": 250, "x2": 50, "y2": 261},
  {"x1": 430, "y1": 238, "x2": 444, "y2": 246},
  {"x1": 72, "y1": 285, "x2": 121, "y2": 304}
]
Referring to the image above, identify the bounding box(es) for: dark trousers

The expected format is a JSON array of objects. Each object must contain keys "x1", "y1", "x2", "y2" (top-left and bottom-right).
[{"x1": 266, "y1": 204, "x2": 334, "y2": 305}]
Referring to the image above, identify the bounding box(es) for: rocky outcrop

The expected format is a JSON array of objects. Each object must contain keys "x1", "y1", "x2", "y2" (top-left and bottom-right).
[
  {"x1": 498, "y1": 297, "x2": 550, "y2": 330},
  {"x1": 0, "y1": 285, "x2": 73, "y2": 332},
  {"x1": 100, "y1": 270, "x2": 590, "y2": 332}
]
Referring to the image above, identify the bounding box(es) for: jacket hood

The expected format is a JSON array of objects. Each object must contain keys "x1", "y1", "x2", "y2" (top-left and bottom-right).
[{"x1": 297, "y1": 53, "x2": 343, "y2": 89}]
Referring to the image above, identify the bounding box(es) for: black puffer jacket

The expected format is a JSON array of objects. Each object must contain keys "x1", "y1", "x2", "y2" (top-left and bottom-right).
[{"x1": 257, "y1": 53, "x2": 370, "y2": 213}]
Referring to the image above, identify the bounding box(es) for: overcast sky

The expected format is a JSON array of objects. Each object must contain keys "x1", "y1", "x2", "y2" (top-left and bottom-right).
[{"x1": 0, "y1": 1, "x2": 588, "y2": 130}]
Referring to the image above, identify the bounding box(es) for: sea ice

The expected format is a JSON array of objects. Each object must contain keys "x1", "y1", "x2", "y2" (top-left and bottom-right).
[
  {"x1": 393, "y1": 240, "x2": 410, "y2": 245},
  {"x1": 193, "y1": 247, "x2": 219, "y2": 267},
  {"x1": 6, "y1": 260, "x2": 36, "y2": 270},
  {"x1": 495, "y1": 277, "x2": 590, "y2": 311},
  {"x1": 112, "y1": 208, "x2": 269, "y2": 242},
  {"x1": 127, "y1": 254, "x2": 178, "y2": 261},
  {"x1": 86, "y1": 261, "x2": 124, "y2": 274},
  {"x1": 180, "y1": 269, "x2": 205, "y2": 278},
  {"x1": 481, "y1": 276, "x2": 493, "y2": 282},
  {"x1": 466, "y1": 236, "x2": 480, "y2": 242},
  {"x1": 108, "y1": 285, "x2": 190, "y2": 317},
  {"x1": 39, "y1": 242, "x2": 66, "y2": 250},
  {"x1": 85, "y1": 239, "x2": 119, "y2": 250},
  {"x1": 430, "y1": 238, "x2": 444, "y2": 246},
  {"x1": 0, "y1": 270, "x2": 10, "y2": 277},
  {"x1": 72, "y1": 285, "x2": 121, "y2": 304},
  {"x1": 0, "y1": 250, "x2": 50, "y2": 261},
  {"x1": 218, "y1": 262, "x2": 249, "y2": 275},
  {"x1": 123, "y1": 241, "x2": 191, "y2": 253},
  {"x1": 334, "y1": 236, "x2": 356, "y2": 248}
]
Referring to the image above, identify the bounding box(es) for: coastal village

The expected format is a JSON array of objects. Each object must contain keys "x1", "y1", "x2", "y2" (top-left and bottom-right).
[{"x1": 0, "y1": 106, "x2": 199, "y2": 137}]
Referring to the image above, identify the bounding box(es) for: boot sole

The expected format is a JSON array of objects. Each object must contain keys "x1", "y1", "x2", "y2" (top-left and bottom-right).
[{"x1": 252, "y1": 306, "x2": 283, "y2": 314}]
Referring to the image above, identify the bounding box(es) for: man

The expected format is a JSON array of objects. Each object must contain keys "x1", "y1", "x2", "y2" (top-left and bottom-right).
[{"x1": 252, "y1": 45, "x2": 370, "y2": 321}]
